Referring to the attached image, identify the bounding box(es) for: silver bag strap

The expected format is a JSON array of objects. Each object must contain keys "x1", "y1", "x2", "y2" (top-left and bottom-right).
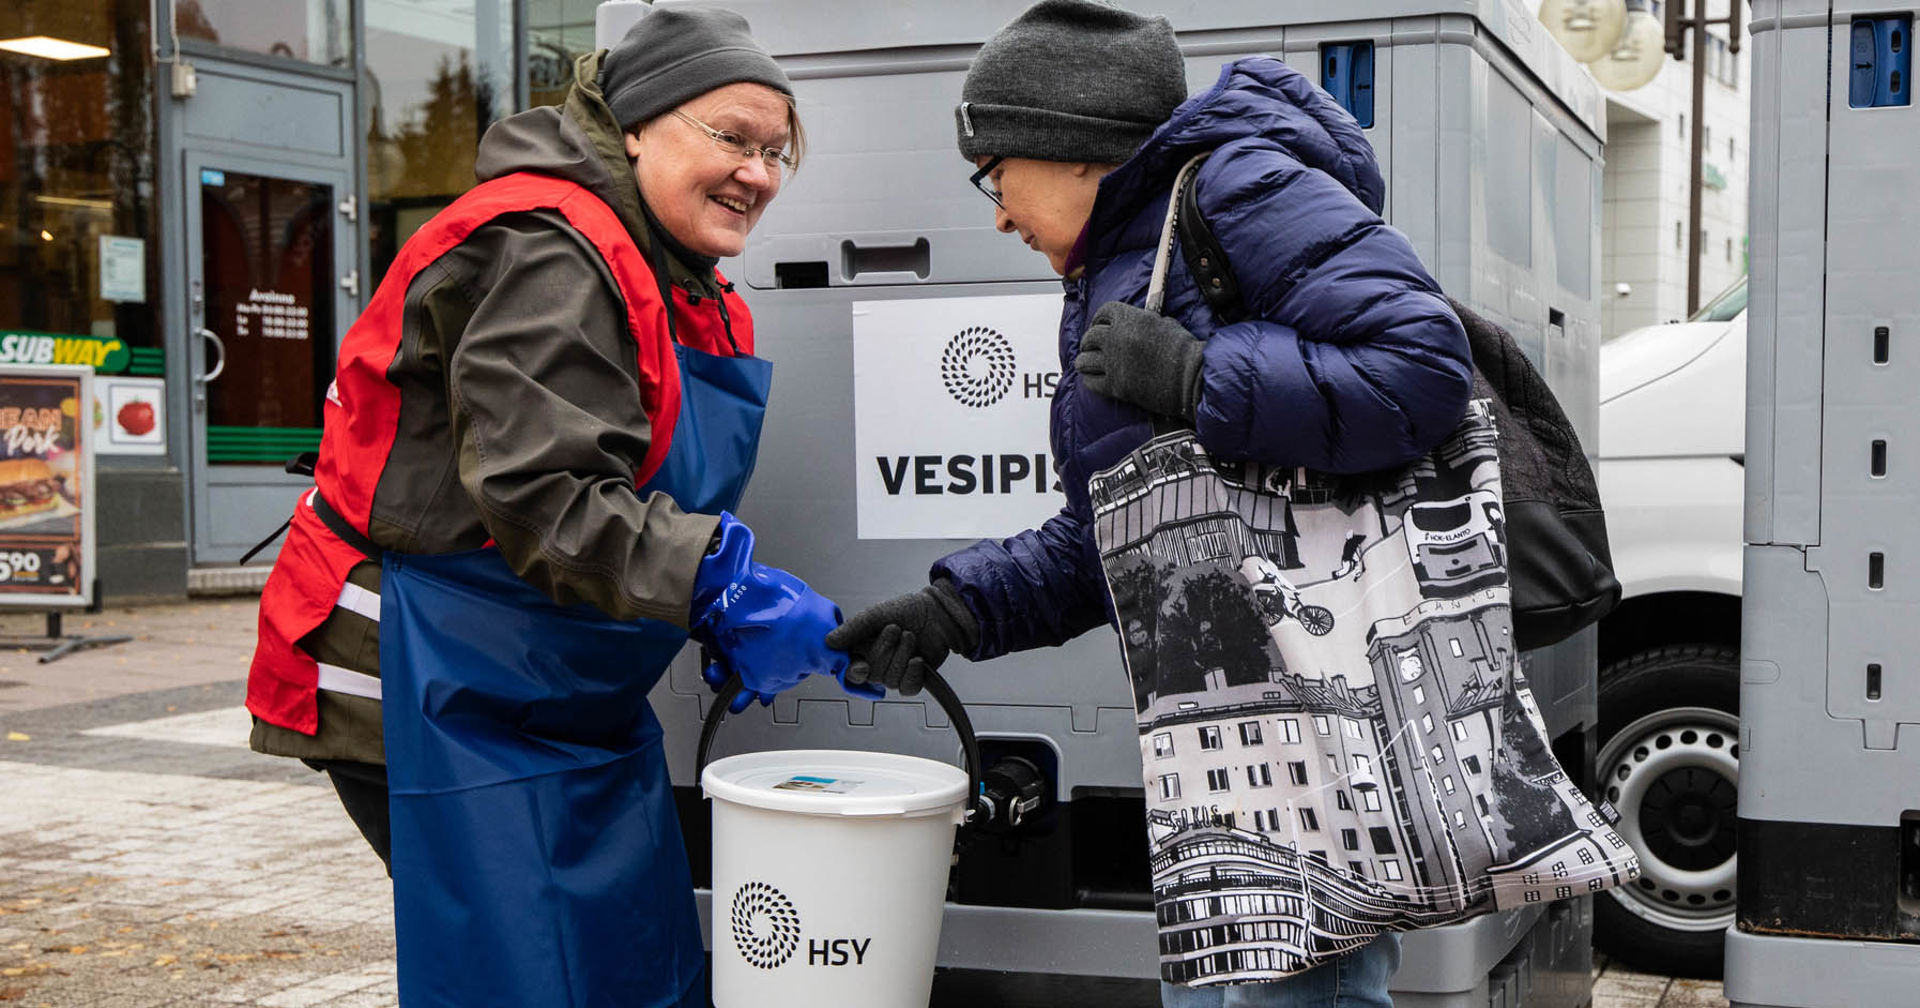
[{"x1": 1144, "y1": 152, "x2": 1212, "y2": 314}]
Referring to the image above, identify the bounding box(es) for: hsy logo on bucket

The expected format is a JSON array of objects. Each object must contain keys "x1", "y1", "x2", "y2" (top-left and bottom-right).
[
  {"x1": 729, "y1": 882, "x2": 872, "y2": 970},
  {"x1": 854, "y1": 294, "x2": 1067, "y2": 540}
]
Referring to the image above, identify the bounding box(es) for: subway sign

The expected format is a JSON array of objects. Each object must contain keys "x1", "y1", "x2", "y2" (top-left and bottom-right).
[{"x1": 0, "y1": 332, "x2": 131, "y2": 373}]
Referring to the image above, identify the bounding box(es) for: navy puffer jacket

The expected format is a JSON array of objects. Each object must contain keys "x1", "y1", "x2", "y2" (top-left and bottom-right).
[{"x1": 934, "y1": 56, "x2": 1472, "y2": 661}]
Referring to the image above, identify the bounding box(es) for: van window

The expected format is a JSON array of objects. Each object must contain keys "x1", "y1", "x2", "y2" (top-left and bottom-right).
[{"x1": 1689, "y1": 276, "x2": 1749, "y2": 322}]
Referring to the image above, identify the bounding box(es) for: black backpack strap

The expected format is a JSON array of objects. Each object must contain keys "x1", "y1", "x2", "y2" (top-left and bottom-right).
[
  {"x1": 309, "y1": 491, "x2": 383, "y2": 563},
  {"x1": 237, "y1": 447, "x2": 320, "y2": 565},
  {"x1": 238, "y1": 518, "x2": 293, "y2": 565},
  {"x1": 1176, "y1": 169, "x2": 1247, "y2": 325}
]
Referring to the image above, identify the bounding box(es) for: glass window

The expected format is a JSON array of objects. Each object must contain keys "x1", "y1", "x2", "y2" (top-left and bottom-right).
[
  {"x1": 524, "y1": 0, "x2": 600, "y2": 109},
  {"x1": 1159, "y1": 774, "x2": 1181, "y2": 800},
  {"x1": 173, "y1": 0, "x2": 349, "y2": 67},
  {"x1": 1246, "y1": 763, "x2": 1271, "y2": 788},
  {"x1": 1382, "y1": 859, "x2": 1403, "y2": 881},
  {"x1": 1238, "y1": 721, "x2": 1262, "y2": 746},
  {"x1": 1206, "y1": 768, "x2": 1230, "y2": 792},
  {"x1": 1313, "y1": 715, "x2": 1330, "y2": 736},
  {"x1": 1341, "y1": 828, "x2": 1359, "y2": 851},
  {"x1": 1690, "y1": 276, "x2": 1749, "y2": 322},
  {"x1": 1298, "y1": 807, "x2": 1318, "y2": 831},
  {"x1": 1362, "y1": 790, "x2": 1381, "y2": 812},
  {"x1": 365, "y1": 0, "x2": 515, "y2": 285},
  {"x1": 199, "y1": 170, "x2": 336, "y2": 460},
  {"x1": 1152, "y1": 732, "x2": 1174, "y2": 758},
  {"x1": 1370, "y1": 826, "x2": 1396, "y2": 855},
  {"x1": 1280, "y1": 718, "x2": 1301, "y2": 744},
  {"x1": 1452, "y1": 721, "x2": 1470, "y2": 743},
  {"x1": 1287, "y1": 761, "x2": 1308, "y2": 786},
  {"x1": 1199, "y1": 725, "x2": 1222, "y2": 750},
  {"x1": 1, "y1": 0, "x2": 161, "y2": 369}
]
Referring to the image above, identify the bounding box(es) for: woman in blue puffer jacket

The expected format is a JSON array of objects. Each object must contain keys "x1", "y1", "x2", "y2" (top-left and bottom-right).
[{"x1": 826, "y1": 3, "x2": 1471, "y2": 1004}]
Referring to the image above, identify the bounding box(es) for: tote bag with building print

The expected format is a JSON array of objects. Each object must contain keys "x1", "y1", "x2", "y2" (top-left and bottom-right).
[{"x1": 1087, "y1": 157, "x2": 1641, "y2": 987}]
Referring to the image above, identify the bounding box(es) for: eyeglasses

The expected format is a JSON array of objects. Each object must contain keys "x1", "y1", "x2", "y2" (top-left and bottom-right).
[
  {"x1": 970, "y1": 156, "x2": 1005, "y2": 209},
  {"x1": 671, "y1": 109, "x2": 796, "y2": 172}
]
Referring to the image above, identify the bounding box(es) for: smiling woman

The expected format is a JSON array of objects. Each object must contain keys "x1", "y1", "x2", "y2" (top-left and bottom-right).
[
  {"x1": 627, "y1": 82, "x2": 799, "y2": 259},
  {"x1": 244, "y1": 8, "x2": 846, "y2": 1008}
]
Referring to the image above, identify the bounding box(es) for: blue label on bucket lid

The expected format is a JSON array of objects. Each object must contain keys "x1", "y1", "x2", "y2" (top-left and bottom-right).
[{"x1": 772, "y1": 775, "x2": 864, "y2": 794}]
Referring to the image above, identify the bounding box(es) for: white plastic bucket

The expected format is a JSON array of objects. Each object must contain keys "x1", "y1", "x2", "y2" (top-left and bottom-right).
[{"x1": 703, "y1": 748, "x2": 968, "y2": 1008}]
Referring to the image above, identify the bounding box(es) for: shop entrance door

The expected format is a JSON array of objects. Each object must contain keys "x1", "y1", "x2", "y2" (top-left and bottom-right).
[{"x1": 174, "y1": 61, "x2": 358, "y2": 565}]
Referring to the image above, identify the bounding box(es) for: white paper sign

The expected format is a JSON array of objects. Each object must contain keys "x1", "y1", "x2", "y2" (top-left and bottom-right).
[
  {"x1": 94, "y1": 376, "x2": 165, "y2": 456},
  {"x1": 98, "y1": 235, "x2": 145, "y2": 304},
  {"x1": 853, "y1": 294, "x2": 1068, "y2": 540}
]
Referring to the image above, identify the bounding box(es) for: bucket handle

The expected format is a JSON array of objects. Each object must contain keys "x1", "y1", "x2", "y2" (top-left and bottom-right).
[{"x1": 695, "y1": 670, "x2": 985, "y2": 824}]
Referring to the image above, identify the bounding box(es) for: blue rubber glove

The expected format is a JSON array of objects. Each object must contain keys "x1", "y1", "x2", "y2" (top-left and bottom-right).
[{"x1": 690, "y1": 514, "x2": 879, "y2": 713}]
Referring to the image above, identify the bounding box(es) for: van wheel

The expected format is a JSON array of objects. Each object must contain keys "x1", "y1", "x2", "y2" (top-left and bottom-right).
[{"x1": 1593, "y1": 645, "x2": 1740, "y2": 979}]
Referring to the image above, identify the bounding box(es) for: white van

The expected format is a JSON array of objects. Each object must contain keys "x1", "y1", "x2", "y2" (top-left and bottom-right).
[{"x1": 1592, "y1": 277, "x2": 1748, "y2": 977}]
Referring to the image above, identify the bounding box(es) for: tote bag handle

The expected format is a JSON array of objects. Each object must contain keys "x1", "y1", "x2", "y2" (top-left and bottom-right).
[{"x1": 1144, "y1": 152, "x2": 1213, "y2": 314}]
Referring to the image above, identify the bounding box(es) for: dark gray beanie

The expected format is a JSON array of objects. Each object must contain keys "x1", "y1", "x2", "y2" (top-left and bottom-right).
[
  {"x1": 598, "y1": 6, "x2": 791, "y2": 130},
  {"x1": 956, "y1": 0, "x2": 1186, "y2": 163}
]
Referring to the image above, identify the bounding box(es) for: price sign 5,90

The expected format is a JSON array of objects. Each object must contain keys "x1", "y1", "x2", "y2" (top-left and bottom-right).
[{"x1": 0, "y1": 551, "x2": 47, "y2": 582}]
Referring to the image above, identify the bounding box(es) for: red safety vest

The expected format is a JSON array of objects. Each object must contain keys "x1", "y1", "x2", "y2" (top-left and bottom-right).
[{"x1": 247, "y1": 172, "x2": 754, "y2": 735}]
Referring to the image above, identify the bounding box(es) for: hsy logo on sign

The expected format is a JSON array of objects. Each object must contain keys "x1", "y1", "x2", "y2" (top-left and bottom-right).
[
  {"x1": 853, "y1": 295, "x2": 1067, "y2": 540},
  {"x1": 939, "y1": 326, "x2": 1017, "y2": 408}
]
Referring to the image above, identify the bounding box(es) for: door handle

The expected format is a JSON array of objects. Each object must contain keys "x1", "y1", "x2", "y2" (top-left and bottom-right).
[{"x1": 196, "y1": 327, "x2": 227, "y2": 384}]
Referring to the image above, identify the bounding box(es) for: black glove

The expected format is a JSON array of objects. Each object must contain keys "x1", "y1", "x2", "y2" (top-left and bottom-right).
[
  {"x1": 1074, "y1": 301, "x2": 1205, "y2": 421},
  {"x1": 824, "y1": 580, "x2": 979, "y2": 697}
]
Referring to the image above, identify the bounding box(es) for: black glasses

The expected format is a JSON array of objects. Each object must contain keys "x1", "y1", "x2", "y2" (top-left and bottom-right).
[{"x1": 970, "y1": 157, "x2": 1005, "y2": 209}]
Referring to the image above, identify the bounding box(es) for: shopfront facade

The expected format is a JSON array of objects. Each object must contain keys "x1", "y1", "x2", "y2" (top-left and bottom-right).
[{"x1": 1, "y1": 0, "x2": 600, "y2": 597}]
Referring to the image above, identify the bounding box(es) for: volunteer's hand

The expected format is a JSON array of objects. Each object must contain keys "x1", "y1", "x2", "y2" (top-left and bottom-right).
[
  {"x1": 1074, "y1": 301, "x2": 1205, "y2": 421},
  {"x1": 691, "y1": 513, "x2": 848, "y2": 712},
  {"x1": 825, "y1": 580, "x2": 978, "y2": 697},
  {"x1": 699, "y1": 648, "x2": 774, "y2": 714}
]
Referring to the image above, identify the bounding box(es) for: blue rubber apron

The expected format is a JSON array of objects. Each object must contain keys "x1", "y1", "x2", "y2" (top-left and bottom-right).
[{"x1": 382, "y1": 337, "x2": 772, "y2": 1008}]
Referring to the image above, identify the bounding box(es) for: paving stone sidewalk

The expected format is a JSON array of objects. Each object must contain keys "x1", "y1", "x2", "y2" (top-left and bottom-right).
[{"x1": 0, "y1": 598, "x2": 1728, "y2": 1007}]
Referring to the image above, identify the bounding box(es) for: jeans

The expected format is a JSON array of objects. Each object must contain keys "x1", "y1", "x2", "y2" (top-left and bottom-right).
[{"x1": 1160, "y1": 933, "x2": 1401, "y2": 1008}]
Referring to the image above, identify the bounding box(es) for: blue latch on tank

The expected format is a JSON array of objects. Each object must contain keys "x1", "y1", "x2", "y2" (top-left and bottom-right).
[
  {"x1": 1320, "y1": 41, "x2": 1375, "y2": 128},
  {"x1": 1850, "y1": 15, "x2": 1912, "y2": 108}
]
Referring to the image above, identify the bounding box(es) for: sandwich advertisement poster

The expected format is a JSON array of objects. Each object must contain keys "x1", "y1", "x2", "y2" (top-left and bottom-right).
[{"x1": 0, "y1": 366, "x2": 94, "y2": 605}]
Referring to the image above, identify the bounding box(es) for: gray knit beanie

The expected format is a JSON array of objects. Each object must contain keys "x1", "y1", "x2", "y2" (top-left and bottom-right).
[
  {"x1": 598, "y1": 6, "x2": 791, "y2": 130},
  {"x1": 956, "y1": 0, "x2": 1186, "y2": 164}
]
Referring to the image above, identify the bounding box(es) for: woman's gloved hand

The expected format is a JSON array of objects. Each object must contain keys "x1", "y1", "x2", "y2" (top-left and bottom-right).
[
  {"x1": 691, "y1": 513, "x2": 866, "y2": 713},
  {"x1": 1074, "y1": 301, "x2": 1205, "y2": 421},
  {"x1": 824, "y1": 580, "x2": 979, "y2": 697}
]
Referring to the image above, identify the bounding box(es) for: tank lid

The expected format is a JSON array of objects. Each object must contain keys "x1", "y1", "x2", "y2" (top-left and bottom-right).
[{"x1": 702, "y1": 749, "x2": 969, "y2": 818}]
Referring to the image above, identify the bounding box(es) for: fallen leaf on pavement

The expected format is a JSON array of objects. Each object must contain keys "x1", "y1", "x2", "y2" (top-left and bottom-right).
[{"x1": 4, "y1": 733, "x2": 26, "y2": 742}]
